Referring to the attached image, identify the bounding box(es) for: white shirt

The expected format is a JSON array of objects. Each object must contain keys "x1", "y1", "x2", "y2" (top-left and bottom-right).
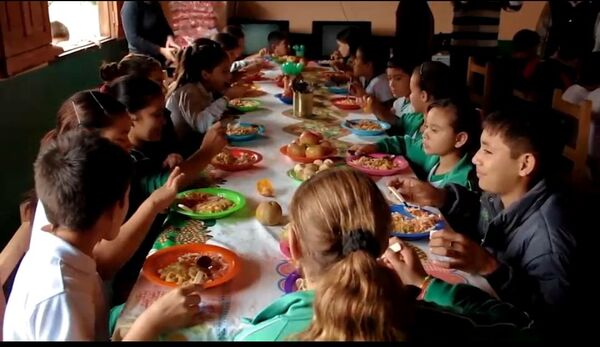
[
  {"x1": 364, "y1": 73, "x2": 394, "y2": 104},
  {"x1": 29, "y1": 200, "x2": 48, "y2": 250},
  {"x1": 562, "y1": 84, "x2": 600, "y2": 158},
  {"x1": 166, "y1": 82, "x2": 227, "y2": 138},
  {"x1": 392, "y1": 97, "x2": 415, "y2": 119},
  {"x1": 3, "y1": 230, "x2": 107, "y2": 341}
]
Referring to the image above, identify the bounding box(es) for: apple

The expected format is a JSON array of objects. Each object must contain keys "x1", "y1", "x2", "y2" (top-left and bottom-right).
[
  {"x1": 287, "y1": 143, "x2": 305, "y2": 157},
  {"x1": 306, "y1": 144, "x2": 326, "y2": 159},
  {"x1": 299, "y1": 131, "x2": 322, "y2": 146}
]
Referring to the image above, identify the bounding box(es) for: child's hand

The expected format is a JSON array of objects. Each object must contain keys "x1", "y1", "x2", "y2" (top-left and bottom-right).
[
  {"x1": 142, "y1": 283, "x2": 204, "y2": 334},
  {"x1": 383, "y1": 237, "x2": 428, "y2": 287},
  {"x1": 258, "y1": 48, "x2": 268, "y2": 57},
  {"x1": 150, "y1": 167, "x2": 185, "y2": 213},
  {"x1": 349, "y1": 81, "x2": 366, "y2": 97},
  {"x1": 224, "y1": 85, "x2": 248, "y2": 100},
  {"x1": 162, "y1": 153, "x2": 184, "y2": 169},
  {"x1": 241, "y1": 63, "x2": 262, "y2": 75},
  {"x1": 330, "y1": 50, "x2": 343, "y2": 61},
  {"x1": 348, "y1": 144, "x2": 378, "y2": 156},
  {"x1": 200, "y1": 121, "x2": 228, "y2": 158}
]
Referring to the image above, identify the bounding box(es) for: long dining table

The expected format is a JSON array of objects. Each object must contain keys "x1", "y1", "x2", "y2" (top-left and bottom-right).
[{"x1": 111, "y1": 62, "x2": 496, "y2": 341}]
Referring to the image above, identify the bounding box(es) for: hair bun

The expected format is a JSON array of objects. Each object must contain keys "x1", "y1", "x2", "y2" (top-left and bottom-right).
[{"x1": 99, "y1": 62, "x2": 120, "y2": 82}]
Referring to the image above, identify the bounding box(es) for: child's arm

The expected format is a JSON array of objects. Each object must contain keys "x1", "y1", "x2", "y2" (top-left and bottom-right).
[
  {"x1": 174, "y1": 85, "x2": 247, "y2": 134},
  {"x1": 349, "y1": 134, "x2": 413, "y2": 157},
  {"x1": 122, "y1": 283, "x2": 204, "y2": 341},
  {"x1": 0, "y1": 222, "x2": 30, "y2": 284},
  {"x1": 93, "y1": 168, "x2": 185, "y2": 280},
  {"x1": 399, "y1": 112, "x2": 425, "y2": 138},
  {"x1": 361, "y1": 96, "x2": 400, "y2": 125},
  {"x1": 375, "y1": 135, "x2": 410, "y2": 155}
]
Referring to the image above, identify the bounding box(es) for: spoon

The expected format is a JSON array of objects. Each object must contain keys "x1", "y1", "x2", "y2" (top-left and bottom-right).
[
  {"x1": 177, "y1": 204, "x2": 194, "y2": 212},
  {"x1": 388, "y1": 186, "x2": 409, "y2": 208}
]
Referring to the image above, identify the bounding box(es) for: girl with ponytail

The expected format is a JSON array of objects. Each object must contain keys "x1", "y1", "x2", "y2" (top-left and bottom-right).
[
  {"x1": 166, "y1": 38, "x2": 248, "y2": 157},
  {"x1": 235, "y1": 167, "x2": 535, "y2": 342}
]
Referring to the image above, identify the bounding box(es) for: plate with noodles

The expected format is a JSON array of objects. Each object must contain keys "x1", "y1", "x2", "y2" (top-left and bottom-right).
[
  {"x1": 228, "y1": 98, "x2": 262, "y2": 112},
  {"x1": 390, "y1": 204, "x2": 444, "y2": 240},
  {"x1": 211, "y1": 148, "x2": 263, "y2": 171},
  {"x1": 173, "y1": 188, "x2": 246, "y2": 220},
  {"x1": 346, "y1": 153, "x2": 409, "y2": 176},
  {"x1": 342, "y1": 119, "x2": 391, "y2": 136},
  {"x1": 331, "y1": 96, "x2": 361, "y2": 110},
  {"x1": 226, "y1": 122, "x2": 265, "y2": 142},
  {"x1": 142, "y1": 244, "x2": 241, "y2": 288}
]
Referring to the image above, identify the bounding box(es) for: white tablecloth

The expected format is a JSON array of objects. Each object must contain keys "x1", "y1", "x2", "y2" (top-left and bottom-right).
[{"x1": 112, "y1": 65, "x2": 495, "y2": 341}]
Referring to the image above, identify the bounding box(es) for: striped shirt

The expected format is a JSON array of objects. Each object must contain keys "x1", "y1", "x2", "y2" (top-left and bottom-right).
[{"x1": 452, "y1": 1, "x2": 523, "y2": 48}]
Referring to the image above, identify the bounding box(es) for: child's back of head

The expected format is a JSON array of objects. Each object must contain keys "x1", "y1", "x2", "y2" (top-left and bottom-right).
[
  {"x1": 43, "y1": 90, "x2": 128, "y2": 147},
  {"x1": 35, "y1": 129, "x2": 133, "y2": 232},
  {"x1": 512, "y1": 29, "x2": 540, "y2": 57},
  {"x1": 100, "y1": 54, "x2": 163, "y2": 84},
  {"x1": 289, "y1": 167, "x2": 414, "y2": 341}
]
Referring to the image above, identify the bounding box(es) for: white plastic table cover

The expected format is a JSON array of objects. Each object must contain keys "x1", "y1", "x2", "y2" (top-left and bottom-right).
[{"x1": 112, "y1": 65, "x2": 496, "y2": 341}]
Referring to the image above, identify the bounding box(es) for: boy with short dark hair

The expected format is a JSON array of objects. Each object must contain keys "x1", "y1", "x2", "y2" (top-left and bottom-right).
[
  {"x1": 389, "y1": 108, "x2": 576, "y2": 335},
  {"x1": 267, "y1": 30, "x2": 290, "y2": 57},
  {"x1": 4, "y1": 130, "x2": 203, "y2": 341}
]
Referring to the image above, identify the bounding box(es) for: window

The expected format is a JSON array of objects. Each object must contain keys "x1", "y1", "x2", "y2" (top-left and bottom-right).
[
  {"x1": 48, "y1": 1, "x2": 107, "y2": 51},
  {"x1": 0, "y1": 1, "x2": 124, "y2": 78}
]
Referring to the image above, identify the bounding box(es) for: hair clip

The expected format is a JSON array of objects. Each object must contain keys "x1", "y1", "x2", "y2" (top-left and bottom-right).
[
  {"x1": 71, "y1": 101, "x2": 82, "y2": 126},
  {"x1": 89, "y1": 90, "x2": 109, "y2": 116}
]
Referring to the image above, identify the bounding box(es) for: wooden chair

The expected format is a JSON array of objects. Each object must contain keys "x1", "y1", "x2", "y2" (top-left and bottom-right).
[
  {"x1": 551, "y1": 89, "x2": 593, "y2": 187},
  {"x1": 466, "y1": 56, "x2": 494, "y2": 117}
]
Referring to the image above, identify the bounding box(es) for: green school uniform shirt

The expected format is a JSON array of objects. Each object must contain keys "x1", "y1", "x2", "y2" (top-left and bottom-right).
[
  {"x1": 376, "y1": 135, "x2": 477, "y2": 190},
  {"x1": 234, "y1": 279, "x2": 537, "y2": 342},
  {"x1": 398, "y1": 112, "x2": 424, "y2": 139}
]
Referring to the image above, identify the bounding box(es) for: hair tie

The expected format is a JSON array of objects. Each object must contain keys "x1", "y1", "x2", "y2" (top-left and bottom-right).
[{"x1": 341, "y1": 229, "x2": 380, "y2": 258}]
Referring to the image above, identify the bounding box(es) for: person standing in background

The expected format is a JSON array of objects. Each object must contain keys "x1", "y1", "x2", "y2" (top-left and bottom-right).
[
  {"x1": 121, "y1": 1, "x2": 181, "y2": 66},
  {"x1": 537, "y1": 1, "x2": 600, "y2": 60},
  {"x1": 450, "y1": 1, "x2": 522, "y2": 84},
  {"x1": 393, "y1": 0, "x2": 434, "y2": 66}
]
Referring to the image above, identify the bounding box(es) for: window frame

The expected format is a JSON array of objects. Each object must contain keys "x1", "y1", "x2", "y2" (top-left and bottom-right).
[{"x1": 0, "y1": 1, "x2": 124, "y2": 79}]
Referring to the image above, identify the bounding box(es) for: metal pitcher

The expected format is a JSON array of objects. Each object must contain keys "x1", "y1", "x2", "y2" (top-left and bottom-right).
[{"x1": 293, "y1": 91, "x2": 313, "y2": 118}]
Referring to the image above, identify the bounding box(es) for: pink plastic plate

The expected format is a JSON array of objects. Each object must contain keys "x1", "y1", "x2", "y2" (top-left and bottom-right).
[{"x1": 346, "y1": 153, "x2": 409, "y2": 176}]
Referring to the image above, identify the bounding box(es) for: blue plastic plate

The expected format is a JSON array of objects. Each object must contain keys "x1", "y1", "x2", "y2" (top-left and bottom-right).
[
  {"x1": 275, "y1": 93, "x2": 293, "y2": 105},
  {"x1": 342, "y1": 119, "x2": 391, "y2": 136},
  {"x1": 226, "y1": 122, "x2": 265, "y2": 142},
  {"x1": 390, "y1": 204, "x2": 444, "y2": 240}
]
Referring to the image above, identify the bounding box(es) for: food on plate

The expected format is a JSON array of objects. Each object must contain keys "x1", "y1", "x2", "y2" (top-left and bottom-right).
[
  {"x1": 213, "y1": 150, "x2": 253, "y2": 166},
  {"x1": 226, "y1": 123, "x2": 259, "y2": 136},
  {"x1": 158, "y1": 252, "x2": 229, "y2": 286},
  {"x1": 229, "y1": 99, "x2": 259, "y2": 108},
  {"x1": 391, "y1": 209, "x2": 440, "y2": 234},
  {"x1": 298, "y1": 130, "x2": 321, "y2": 145},
  {"x1": 178, "y1": 192, "x2": 234, "y2": 213},
  {"x1": 256, "y1": 201, "x2": 283, "y2": 226},
  {"x1": 335, "y1": 97, "x2": 359, "y2": 107},
  {"x1": 350, "y1": 119, "x2": 382, "y2": 131},
  {"x1": 292, "y1": 159, "x2": 335, "y2": 181},
  {"x1": 257, "y1": 178, "x2": 274, "y2": 197},
  {"x1": 350, "y1": 155, "x2": 398, "y2": 170},
  {"x1": 285, "y1": 131, "x2": 333, "y2": 159}
]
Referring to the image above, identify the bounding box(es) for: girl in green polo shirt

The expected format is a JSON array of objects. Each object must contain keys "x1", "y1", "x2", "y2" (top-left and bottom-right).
[
  {"x1": 234, "y1": 168, "x2": 535, "y2": 342},
  {"x1": 351, "y1": 97, "x2": 481, "y2": 190},
  {"x1": 394, "y1": 61, "x2": 456, "y2": 139}
]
